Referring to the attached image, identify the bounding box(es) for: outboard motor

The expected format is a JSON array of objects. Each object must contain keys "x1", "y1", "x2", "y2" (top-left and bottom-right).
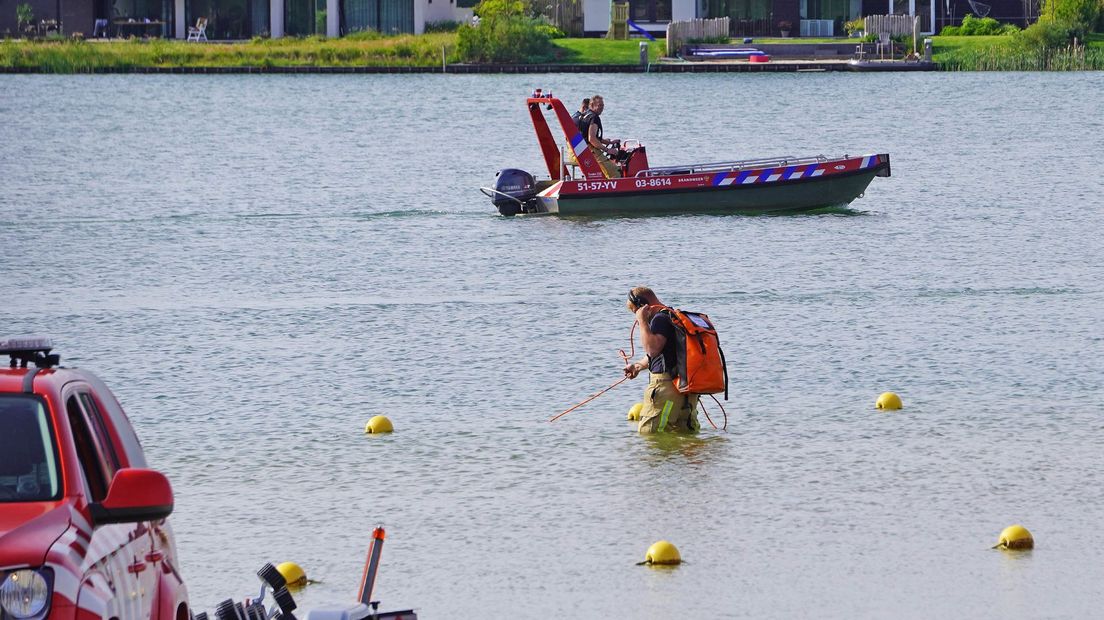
[{"x1": 489, "y1": 168, "x2": 537, "y2": 216}]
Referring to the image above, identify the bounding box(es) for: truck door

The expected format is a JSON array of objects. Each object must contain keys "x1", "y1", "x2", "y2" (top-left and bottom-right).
[{"x1": 66, "y1": 391, "x2": 155, "y2": 620}]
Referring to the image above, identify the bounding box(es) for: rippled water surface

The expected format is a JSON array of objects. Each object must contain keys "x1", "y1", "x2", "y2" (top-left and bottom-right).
[{"x1": 2, "y1": 72, "x2": 1104, "y2": 619}]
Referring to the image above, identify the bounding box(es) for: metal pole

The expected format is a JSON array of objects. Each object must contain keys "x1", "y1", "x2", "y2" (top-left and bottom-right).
[{"x1": 357, "y1": 526, "x2": 386, "y2": 606}]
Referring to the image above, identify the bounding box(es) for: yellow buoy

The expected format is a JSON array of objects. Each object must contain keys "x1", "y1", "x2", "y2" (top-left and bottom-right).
[
  {"x1": 365, "y1": 415, "x2": 394, "y2": 434},
  {"x1": 876, "y1": 392, "x2": 903, "y2": 410},
  {"x1": 643, "y1": 540, "x2": 681, "y2": 565},
  {"x1": 276, "y1": 561, "x2": 308, "y2": 588},
  {"x1": 627, "y1": 402, "x2": 644, "y2": 421},
  {"x1": 994, "y1": 524, "x2": 1034, "y2": 550}
]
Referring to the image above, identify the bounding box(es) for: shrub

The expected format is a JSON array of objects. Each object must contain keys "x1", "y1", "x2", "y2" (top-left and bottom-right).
[
  {"x1": 343, "y1": 29, "x2": 384, "y2": 41},
  {"x1": 424, "y1": 20, "x2": 462, "y2": 33},
  {"x1": 844, "y1": 17, "x2": 865, "y2": 36},
  {"x1": 16, "y1": 3, "x2": 34, "y2": 29},
  {"x1": 941, "y1": 14, "x2": 1019, "y2": 35},
  {"x1": 960, "y1": 14, "x2": 1013, "y2": 35},
  {"x1": 456, "y1": 0, "x2": 554, "y2": 63},
  {"x1": 534, "y1": 23, "x2": 566, "y2": 38},
  {"x1": 1018, "y1": 18, "x2": 1081, "y2": 47}
]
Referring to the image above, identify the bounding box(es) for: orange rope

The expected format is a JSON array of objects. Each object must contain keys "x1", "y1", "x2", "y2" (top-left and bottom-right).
[
  {"x1": 703, "y1": 393, "x2": 728, "y2": 431},
  {"x1": 698, "y1": 398, "x2": 719, "y2": 430},
  {"x1": 548, "y1": 376, "x2": 629, "y2": 422},
  {"x1": 550, "y1": 321, "x2": 638, "y2": 423},
  {"x1": 617, "y1": 320, "x2": 637, "y2": 365}
]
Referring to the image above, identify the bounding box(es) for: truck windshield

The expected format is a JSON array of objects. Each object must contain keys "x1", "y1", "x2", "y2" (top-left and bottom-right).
[{"x1": 0, "y1": 396, "x2": 60, "y2": 502}]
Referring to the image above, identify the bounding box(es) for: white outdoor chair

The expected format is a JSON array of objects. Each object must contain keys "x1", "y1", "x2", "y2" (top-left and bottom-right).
[
  {"x1": 187, "y1": 17, "x2": 208, "y2": 42},
  {"x1": 876, "y1": 32, "x2": 891, "y2": 60}
]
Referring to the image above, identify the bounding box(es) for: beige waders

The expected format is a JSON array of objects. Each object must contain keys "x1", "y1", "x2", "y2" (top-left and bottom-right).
[
  {"x1": 589, "y1": 146, "x2": 621, "y2": 178},
  {"x1": 638, "y1": 373, "x2": 700, "y2": 434}
]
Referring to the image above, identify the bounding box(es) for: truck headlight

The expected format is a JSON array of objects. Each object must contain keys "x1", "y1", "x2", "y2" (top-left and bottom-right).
[{"x1": 0, "y1": 569, "x2": 51, "y2": 619}]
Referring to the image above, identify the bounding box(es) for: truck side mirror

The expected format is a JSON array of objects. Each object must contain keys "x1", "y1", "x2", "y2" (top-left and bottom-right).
[{"x1": 90, "y1": 468, "x2": 174, "y2": 525}]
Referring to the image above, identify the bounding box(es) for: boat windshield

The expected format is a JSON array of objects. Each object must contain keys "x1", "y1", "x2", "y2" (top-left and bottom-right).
[{"x1": 0, "y1": 396, "x2": 61, "y2": 502}]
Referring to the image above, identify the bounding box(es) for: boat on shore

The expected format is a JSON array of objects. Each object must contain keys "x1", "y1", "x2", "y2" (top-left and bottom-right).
[
  {"x1": 847, "y1": 58, "x2": 938, "y2": 71},
  {"x1": 481, "y1": 89, "x2": 891, "y2": 217}
]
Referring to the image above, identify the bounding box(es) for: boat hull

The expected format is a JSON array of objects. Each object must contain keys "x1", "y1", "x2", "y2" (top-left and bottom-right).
[{"x1": 535, "y1": 154, "x2": 890, "y2": 216}]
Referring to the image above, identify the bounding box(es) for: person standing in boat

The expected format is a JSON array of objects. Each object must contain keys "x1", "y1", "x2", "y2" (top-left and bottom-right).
[
  {"x1": 582, "y1": 95, "x2": 621, "y2": 179},
  {"x1": 622, "y1": 286, "x2": 700, "y2": 434},
  {"x1": 571, "y1": 98, "x2": 590, "y2": 133}
]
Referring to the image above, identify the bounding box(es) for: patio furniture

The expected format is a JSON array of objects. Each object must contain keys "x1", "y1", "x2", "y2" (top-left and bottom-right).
[
  {"x1": 93, "y1": 18, "x2": 109, "y2": 38},
  {"x1": 877, "y1": 32, "x2": 891, "y2": 60},
  {"x1": 187, "y1": 17, "x2": 208, "y2": 42},
  {"x1": 113, "y1": 18, "x2": 165, "y2": 38}
]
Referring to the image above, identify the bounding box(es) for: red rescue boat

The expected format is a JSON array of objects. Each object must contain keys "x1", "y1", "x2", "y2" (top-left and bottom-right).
[{"x1": 481, "y1": 89, "x2": 891, "y2": 216}]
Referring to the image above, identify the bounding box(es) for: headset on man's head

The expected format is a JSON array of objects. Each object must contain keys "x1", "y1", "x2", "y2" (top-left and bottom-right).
[{"x1": 628, "y1": 290, "x2": 648, "y2": 310}]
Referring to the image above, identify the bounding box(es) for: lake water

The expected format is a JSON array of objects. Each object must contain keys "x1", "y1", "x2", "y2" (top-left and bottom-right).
[{"x1": 2, "y1": 71, "x2": 1103, "y2": 619}]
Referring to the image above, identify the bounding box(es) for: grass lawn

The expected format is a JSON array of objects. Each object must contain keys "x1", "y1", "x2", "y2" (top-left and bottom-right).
[
  {"x1": 3, "y1": 32, "x2": 1100, "y2": 72},
  {"x1": 0, "y1": 33, "x2": 459, "y2": 71},
  {"x1": 930, "y1": 34, "x2": 1014, "y2": 62},
  {"x1": 932, "y1": 32, "x2": 1104, "y2": 69},
  {"x1": 550, "y1": 38, "x2": 665, "y2": 63},
  {"x1": 932, "y1": 33, "x2": 1104, "y2": 60}
]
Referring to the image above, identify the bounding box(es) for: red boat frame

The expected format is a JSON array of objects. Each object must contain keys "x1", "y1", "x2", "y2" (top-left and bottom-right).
[{"x1": 520, "y1": 89, "x2": 891, "y2": 214}]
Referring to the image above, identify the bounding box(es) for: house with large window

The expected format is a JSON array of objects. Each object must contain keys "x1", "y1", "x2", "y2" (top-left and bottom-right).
[
  {"x1": 1, "y1": 0, "x2": 468, "y2": 39},
  {"x1": 2, "y1": 0, "x2": 1036, "y2": 40},
  {"x1": 580, "y1": 0, "x2": 1036, "y2": 38}
]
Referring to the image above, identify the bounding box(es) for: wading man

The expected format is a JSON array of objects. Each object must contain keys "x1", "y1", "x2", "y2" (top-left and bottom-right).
[{"x1": 622, "y1": 286, "x2": 700, "y2": 434}]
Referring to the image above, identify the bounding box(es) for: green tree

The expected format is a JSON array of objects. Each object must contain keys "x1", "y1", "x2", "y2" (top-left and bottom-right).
[
  {"x1": 456, "y1": 0, "x2": 555, "y2": 63},
  {"x1": 1039, "y1": 0, "x2": 1100, "y2": 30}
]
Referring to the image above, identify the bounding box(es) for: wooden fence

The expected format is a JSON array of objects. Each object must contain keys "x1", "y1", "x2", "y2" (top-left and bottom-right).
[
  {"x1": 863, "y1": 14, "x2": 919, "y2": 36},
  {"x1": 666, "y1": 17, "x2": 730, "y2": 57},
  {"x1": 539, "y1": 0, "x2": 584, "y2": 37}
]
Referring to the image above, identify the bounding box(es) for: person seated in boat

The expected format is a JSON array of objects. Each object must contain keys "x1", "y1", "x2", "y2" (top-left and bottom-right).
[
  {"x1": 571, "y1": 98, "x2": 590, "y2": 134},
  {"x1": 582, "y1": 95, "x2": 621, "y2": 179}
]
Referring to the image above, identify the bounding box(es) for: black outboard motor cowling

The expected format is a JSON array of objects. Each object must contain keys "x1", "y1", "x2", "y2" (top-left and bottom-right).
[{"x1": 491, "y1": 168, "x2": 537, "y2": 216}]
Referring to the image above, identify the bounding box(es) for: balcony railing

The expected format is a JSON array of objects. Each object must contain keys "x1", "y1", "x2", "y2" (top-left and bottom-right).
[
  {"x1": 800, "y1": 19, "x2": 835, "y2": 37},
  {"x1": 729, "y1": 18, "x2": 772, "y2": 37}
]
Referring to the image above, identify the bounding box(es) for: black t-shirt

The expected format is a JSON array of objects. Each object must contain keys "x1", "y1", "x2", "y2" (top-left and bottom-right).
[
  {"x1": 577, "y1": 111, "x2": 593, "y2": 139},
  {"x1": 648, "y1": 312, "x2": 679, "y2": 374},
  {"x1": 586, "y1": 111, "x2": 603, "y2": 141},
  {"x1": 571, "y1": 110, "x2": 586, "y2": 133}
]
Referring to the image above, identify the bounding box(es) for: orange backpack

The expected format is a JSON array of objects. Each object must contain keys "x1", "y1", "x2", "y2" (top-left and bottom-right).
[{"x1": 663, "y1": 308, "x2": 729, "y2": 399}]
